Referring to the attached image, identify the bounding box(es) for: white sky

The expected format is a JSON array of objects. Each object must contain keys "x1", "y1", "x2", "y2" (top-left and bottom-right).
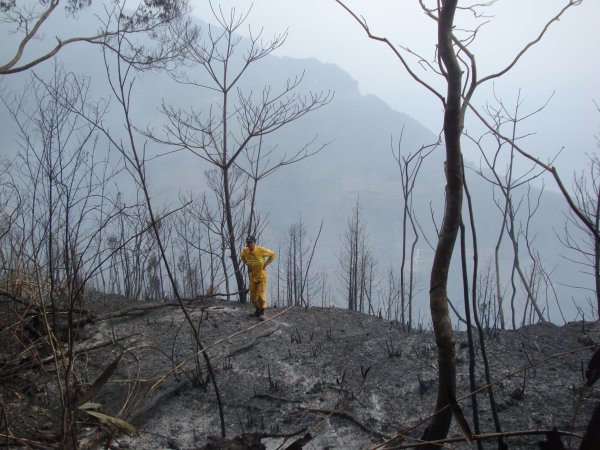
[{"x1": 189, "y1": 0, "x2": 600, "y2": 180}]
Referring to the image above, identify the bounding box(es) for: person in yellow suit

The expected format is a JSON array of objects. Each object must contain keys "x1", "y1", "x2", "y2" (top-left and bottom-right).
[{"x1": 240, "y1": 235, "x2": 276, "y2": 318}]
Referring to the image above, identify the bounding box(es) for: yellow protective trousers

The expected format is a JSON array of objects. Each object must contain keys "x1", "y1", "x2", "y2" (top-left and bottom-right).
[
  {"x1": 248, "y1": 278, "x2": 267, "y2": 310},
  {"x1": 241, "y1": 244, "x2": 275, "y2": 310}
]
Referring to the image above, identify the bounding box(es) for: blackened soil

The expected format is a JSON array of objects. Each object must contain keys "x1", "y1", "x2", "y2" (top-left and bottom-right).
[{"x1": 3, "y1": 293, "x2": 600, "y2": 449}]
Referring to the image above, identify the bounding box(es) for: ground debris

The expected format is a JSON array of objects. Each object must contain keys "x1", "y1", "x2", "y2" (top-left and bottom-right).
[{"x1": 3, "y1": 295, "x2": 600, "y2": 449}]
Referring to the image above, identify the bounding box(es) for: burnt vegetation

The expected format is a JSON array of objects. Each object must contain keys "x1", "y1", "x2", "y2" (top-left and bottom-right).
[
  {"x1": 2, "y1": 295, "x2": 600, "y2": 449},
  {"x1": 1, "y1": 0, "x2": 600, "y2": 449}
]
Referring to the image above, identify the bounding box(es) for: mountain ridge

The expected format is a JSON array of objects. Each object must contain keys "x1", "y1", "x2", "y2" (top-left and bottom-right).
[{"x1": 0, "y1": 10, "x2": 592, "y2": 323}]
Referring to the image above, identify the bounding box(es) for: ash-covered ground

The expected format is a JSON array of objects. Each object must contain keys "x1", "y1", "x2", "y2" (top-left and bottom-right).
[{"x1": 3, "y1": 292, "x2": 600, "y2": 449}]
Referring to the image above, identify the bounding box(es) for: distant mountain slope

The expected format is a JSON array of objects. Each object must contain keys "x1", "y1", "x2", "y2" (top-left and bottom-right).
[{"x1": 0, "y1": 10, "x2": 591, "y2": 322}]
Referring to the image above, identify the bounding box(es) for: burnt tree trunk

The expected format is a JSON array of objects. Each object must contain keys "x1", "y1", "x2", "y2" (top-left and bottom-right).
[{"x1": 422, "y1": 0, "x2": 461, "y2": 445}]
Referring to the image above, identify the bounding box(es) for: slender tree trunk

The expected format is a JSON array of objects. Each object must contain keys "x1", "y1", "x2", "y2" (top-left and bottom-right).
[
  {"x1": 464, "y1": 174, "x2": 504, "y2": 448},
  {"x1": 459, "y1": 221, "x2": 483, "y2": 450},
  {"x1": 400, "y1": 200, "x2": 408, "y2": 327},
  {"x1": 408, "y1": 212, "x2": 419, "y2": 331},
  {"x1": 595, "y1": 184, "x2": 600, "y2": 319},
  {"x1": 222, "y1": 166, "x2": 246, "y2": 302},
  {"x1": 422, "y1": 1, "x2": 459, "y2": 444},
  {"x1": 494, "y1": 201, "x2": 508, "y2": 330}
]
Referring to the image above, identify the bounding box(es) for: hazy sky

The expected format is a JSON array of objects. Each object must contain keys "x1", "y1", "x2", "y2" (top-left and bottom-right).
[{"x1": 189, "y1": 0, "x2": 600, "y2": 180}]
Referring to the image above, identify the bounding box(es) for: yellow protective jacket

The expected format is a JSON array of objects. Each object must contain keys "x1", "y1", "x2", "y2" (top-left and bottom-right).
[{"x1": 241, "y1": 245, "x2": 276, "y2": 282}]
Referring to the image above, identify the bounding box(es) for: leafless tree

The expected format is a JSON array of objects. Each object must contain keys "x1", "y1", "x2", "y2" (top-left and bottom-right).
[
  {"x1": 519, "y1": 183, "x2": 561, "y2": 325},
  {"x1": 0, "y1": 157, "x2": 24, "y2": 291},
  {"x1": 281, "y1": 215, "x2": 323, "y2": 308},
  {"x1": 0, "y1": 1, "x2": 230, "y2": 444},
  {"x1": 393, "y1": 132, "x2": 437, "y2": 329},
  {"x1": 474, "y1": 258, "x2": 497, "y2": 332},
  {"x1": 560, "y1": 129, "x2": 600, "y2": 319},
  {"x1": 467, "y1": 91, "x2": 553, "y2": 327},
  {"x1": 284, "y1": 218, "x2": 307, "y2": 307},
  {"x1": 171, "y1": 193, "x2": 223, "y2": 298},
  {"x1": 204, "y1": 166, "x2": 253, "y2": 296},
  {"x1": 1, "y1": 65, "x2": 125, "y2": 446},
  {"x1": 335, "y1": 0, "x2": 583, "y2": 444},
  {"x1": 152, "y1": 4, "x2": 332, "y2": 303},
  {"x1": 104, "y1": 196, "x2": 153, "y2": 299},
  {"x1": 462, "y1": 173, "x2": 504, "y2": 447},
  {"x1": 318, "y1": 268, "x2": 333, "y2": 308},
  {"x1": 338, "y1": 196, "x2": 375, "y2": 314},
  {"x1": 82, "y1": 24, "x2": 228, "y2": 437},
  {"x1": 380, "y1": 267, "x2": 400, "y2": 321}
]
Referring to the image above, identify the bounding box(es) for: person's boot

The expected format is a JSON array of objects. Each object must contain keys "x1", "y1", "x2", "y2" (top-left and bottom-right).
[
  {"x1": 249, "y1": 307, "x2": 260, "y2": 317},
  {"x1": 257, "y1": 308, "x2": 265, "y2": 320}
]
